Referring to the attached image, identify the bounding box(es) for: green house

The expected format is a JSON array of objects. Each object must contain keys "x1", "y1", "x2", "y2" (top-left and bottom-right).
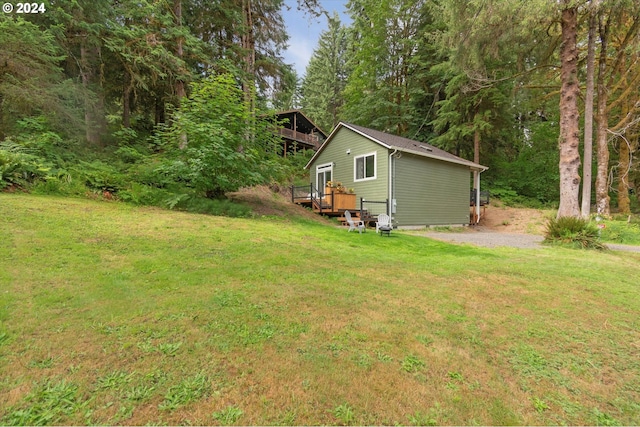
[{"x1": 304, "y1": 122, "x2": 488, "y2": 228}]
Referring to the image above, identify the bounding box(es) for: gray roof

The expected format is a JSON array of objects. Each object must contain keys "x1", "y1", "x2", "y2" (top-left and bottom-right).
[{"x1": 307, "y1": 122, "x2": 488, "y2": 171}]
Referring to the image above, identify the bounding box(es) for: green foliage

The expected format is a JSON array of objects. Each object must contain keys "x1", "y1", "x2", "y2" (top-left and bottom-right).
[
  {"x1": 159, "y1": 373, "x2": 210, "y2": 411},
  {"x1": 114, "y1": 146, "x2": 145, "y2": 164},
  {"x1": 3, "y1": 380, "x2": 82, "y2": 426},
  {"x1": 489, "y1": 121, "x2": 560, "y2": 206},
  {"x1": 2, "y1": 195, "x2": 640, "y2": 425},
  {"x1": 212, "y1": 405, "x2": 244, "y2": 424},
  {"x1": 597, "y1": 219, "x2": 640, "y2": 245},
  {"x1": 544, "y1": 217, "x2": 607, "y2": 250},
  {"x1": 401, "y1": 355, "x2": 426, "y2": 373},
  {"x1": 0, "y1": 143, "x2": 50, "y2": 189},
  {"x1": 331, "y1": 403, "x2": 355, "y2": 425},
  {"x1": 174, "y1": 195, "x2": 252, "y2": 218},
  {"x1": 300, "y1": 13, "x2": 349, "y2": 132},
  {"x1": 167, "y1": 74, "x2": 284, "y2": 198},
  {"x1": 0, "y1": 16, "x2": 76, "y2": 135},
  {"x1": 73, "y1": 160, "x2": 125, "y2": 193},
  {"x1": 117, "y1": 183, "x2": 173, "y2": 207}
]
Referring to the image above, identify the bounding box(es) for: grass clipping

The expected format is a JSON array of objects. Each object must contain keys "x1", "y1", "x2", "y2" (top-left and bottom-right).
[{"x1": 544, "y1": 216, "x2": 608, "y2": 250}]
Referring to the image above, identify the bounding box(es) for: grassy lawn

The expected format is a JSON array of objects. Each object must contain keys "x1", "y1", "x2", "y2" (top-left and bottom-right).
[{"x1": 1, "y1": 194, "x2": 639, "y2": 425}]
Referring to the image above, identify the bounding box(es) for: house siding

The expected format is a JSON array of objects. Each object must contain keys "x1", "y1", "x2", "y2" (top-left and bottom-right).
[
  {"x1": 394, "y1": 153, "x2": 470, "y2": 226},
  {"x1": 310, "y1": 128, "x2": 388, "y2": 204}
]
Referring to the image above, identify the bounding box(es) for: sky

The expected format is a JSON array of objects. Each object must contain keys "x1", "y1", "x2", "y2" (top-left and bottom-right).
[{"x1": 281, "y1": 0, "x2": 350, "y2": 78}]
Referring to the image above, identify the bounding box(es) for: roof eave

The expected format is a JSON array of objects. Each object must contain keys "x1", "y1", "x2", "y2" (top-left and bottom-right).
[
  {"x1": 390, "y1": 145, "x2": 488, "y2": 171},
  {"x1": 304, "y1": 122, "x2": 345, "y2": 169}
]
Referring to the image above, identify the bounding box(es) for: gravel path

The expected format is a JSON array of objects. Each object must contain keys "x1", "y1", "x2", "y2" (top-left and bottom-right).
[
  {"x1": 420, "y1": 230, "x2": 640, "y2": 252},
  {"x1": 421, "y1": 231, "x2": 544, "y2": 249}
]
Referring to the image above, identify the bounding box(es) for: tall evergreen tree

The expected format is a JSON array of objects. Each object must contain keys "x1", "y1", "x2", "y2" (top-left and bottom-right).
[
  {"x1": 342, "y1": 0, "x2": 426, "y2": 135},
  {"x1": 0, "y1": 16, "x2": 73, "y2": 139},
  {"x1": 300, "y1": 12, "x2": 349, "y2": 133}
]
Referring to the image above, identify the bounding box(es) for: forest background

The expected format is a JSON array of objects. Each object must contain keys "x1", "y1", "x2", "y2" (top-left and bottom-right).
[{"x1": 1, "y1": 0, "x2": 639, "y2": 217}]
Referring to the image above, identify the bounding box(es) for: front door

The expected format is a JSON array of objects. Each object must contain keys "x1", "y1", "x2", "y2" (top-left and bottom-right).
[{"x1": 316, "y1": 163, "x2": 332, "y2": 194}]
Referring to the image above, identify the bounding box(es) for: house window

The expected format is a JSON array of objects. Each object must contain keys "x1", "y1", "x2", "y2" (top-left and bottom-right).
[{"x1": 354, "y1": 152, "x2": 376, "y2": 181}]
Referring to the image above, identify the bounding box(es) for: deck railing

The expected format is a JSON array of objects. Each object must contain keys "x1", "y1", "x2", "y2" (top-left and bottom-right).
[
  {"x1": 279, "y1": 128, "x2": 320, "y2": 147},
  {"x1": 291, "y1": 184, "x2": 331, "y2": 213},
  {"x1": 360, "y1": 198, "x2": 389, "y2": 222}
]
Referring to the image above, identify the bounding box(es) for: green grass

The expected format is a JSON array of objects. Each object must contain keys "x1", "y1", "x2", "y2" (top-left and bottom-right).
[
  {"x1": 1, "y1": 194, "x2": 639, "y2": 425},
  {"x1": 599, "y1": 218, "x2": 640, "y2": 245}
]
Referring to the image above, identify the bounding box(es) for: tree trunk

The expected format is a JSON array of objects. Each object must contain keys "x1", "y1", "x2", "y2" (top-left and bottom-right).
[
  {"x1": 155, "y1": 97, "x2": 165, "y2": 125},
  {"x1": 473, "y1": 112, "x2": 481, "y2": 189},
  {"x1": 618, "y1": 135, "x2": 631, "y2": 214},
  {"x1": 581, "y1": 0, "x2": 598, "y2": 218},
  {"x1": 174, "y1": 0, "x2": 188, "y2": 149},
  {"x1": 595, "y1": 13, "x2": 611, "y2": 216},
  {"x1": 0, "y1": 94, "x2": 4, "y2": 141},
  {"x1": 174, "y1": 0, "x2": 186, "y2": 102},
  {"x1": 241, "y1": 0, "x2": 256, "y2": 144},
  {"x1": 557, "y1": 6, "x2": 582, "y2": 219},
  {"x1": 80, "y1": 41, "x2": 106, "y2": 146},
  {"x1": 242, "y1": 0, "x2": 255, "y2": 115},
  {"x1": 615, "y1": 33, "x2": 636, "y2": 215},
  {"x1": 123, "y1": 71, "x2": 132, "y2": 128}
]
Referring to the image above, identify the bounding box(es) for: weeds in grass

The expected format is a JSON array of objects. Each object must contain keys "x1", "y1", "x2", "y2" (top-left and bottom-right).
[
  {"x1": 331, "y1": 403, "x2": 355, "y2": 425},
  {"x1": 279, "y1": 409, "x2": 297, "y2": 424},
  {"x1": 212, "y1": 405, "x2": 244, "y2": 424},
  {"x1": 508, "y1": 344, "x2": 551, "y2": 379},
  {"x1": 159, "y1": 373, "x2": 210, "y2": 411},
  {"x1": 28, "y1": 357, "x2": 55, "y2": 369},
  {"x1": 124, "y1": 385, "x2": 155, "y2": 402},
  {"x1": 407, "y1": 409, "x2": 438, "y2": 426},
  {"x1": 0, "y1": 331, "x2": 9, "y2": 346},
  {"x1": 533, "y1": 397, "x2": 550, "y2": 413},
  {"x1": 401, "y1": 355, "x2": 426, "y2": 373},
  {"x1": 96, "y1": 370, "x2": 133, "y2": 390},
  {"x1": 448, "y1": 371, "x2": 464, "y2": 381},
  {"x1": 375, "y1": 351, "x2": 393, "y2": 363},
  {"x1": 593, "y1": 408, "x2": 621, "y2": 426},
  {"x1": 158, "y1": 341, "x2": 182, "y2": 357},
  {"x1": 353, "y1": 353, "x2": 372, "y2": 369},
  {"x1": 3, "y1": 380, "x2": 82, "y2": 426},
  {"x1": 416, "y1": 335, "x2": 433, "y2": 347}
]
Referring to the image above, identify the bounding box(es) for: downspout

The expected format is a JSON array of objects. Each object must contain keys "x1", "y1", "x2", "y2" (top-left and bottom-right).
[
  {"x1": 389, "y1": 149, "x2": 398, "y2": 219},
  {"x1": 475, "y1": 169, "x2": 484, "y2": 222}
]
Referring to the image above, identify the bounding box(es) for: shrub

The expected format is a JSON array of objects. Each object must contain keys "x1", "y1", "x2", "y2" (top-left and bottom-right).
[
  {"x1": 118, "y1": 183, "x2": 174, "y2": 206},
  {"x1": 0, "y1": 144, "x2": 50, "y2": 189},
  {"x1": 544, "y1": 216, "x2": 607, "y2": 250},
  {"x1": 73, "y1": 160, "x2": 126, "y2": 193},
  {"x1": 31, "y1": 174, "x2": 87, "y2": 196}
]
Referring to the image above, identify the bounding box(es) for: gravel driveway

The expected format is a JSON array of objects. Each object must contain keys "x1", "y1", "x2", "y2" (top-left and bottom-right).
[
  {"x1": 421, "y1": 231, "x2": 544, "y2": 249},
  {"x1": 420, "y1": 230, "x2": 640, "y2": 252}
]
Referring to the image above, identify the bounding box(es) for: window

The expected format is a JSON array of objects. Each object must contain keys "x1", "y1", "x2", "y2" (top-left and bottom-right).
[{"x1": 354, "y1": 152, "x2": 376, "y2": 181}]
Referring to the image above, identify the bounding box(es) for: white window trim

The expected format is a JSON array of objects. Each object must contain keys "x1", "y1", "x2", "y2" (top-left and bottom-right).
[{"x1": 354, "y1": 151, "x2": 377, "y2": 182}]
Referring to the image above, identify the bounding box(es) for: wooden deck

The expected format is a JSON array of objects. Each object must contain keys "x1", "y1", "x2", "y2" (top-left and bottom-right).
[{"x1": 279, "y1": 128, "x2": 320, "y2": 148}]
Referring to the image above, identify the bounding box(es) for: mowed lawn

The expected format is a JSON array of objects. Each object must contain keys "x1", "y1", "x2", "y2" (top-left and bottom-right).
[{"x1": 0, "y1": 194, "x2": 638, "y2": 426}]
